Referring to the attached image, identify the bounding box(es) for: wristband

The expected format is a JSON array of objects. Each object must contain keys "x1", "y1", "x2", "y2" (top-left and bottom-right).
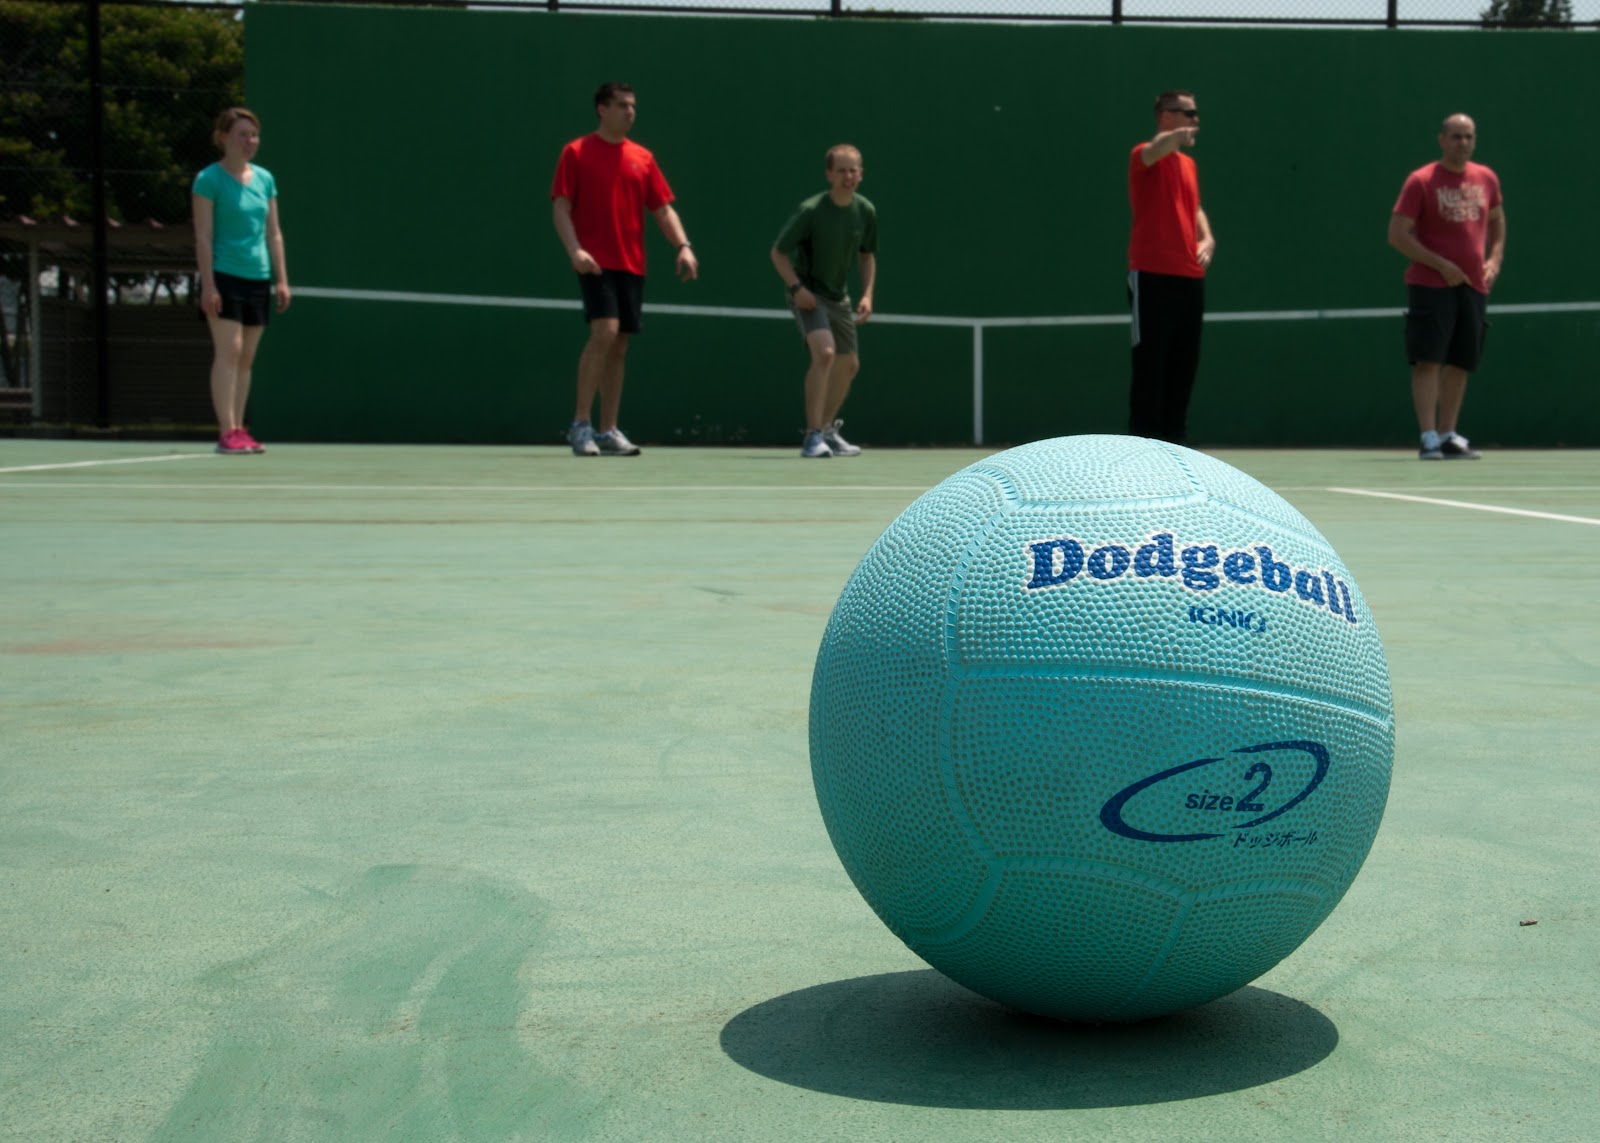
[{"x1": 787, "y1": 281, "x2": 803, "y2": 296}]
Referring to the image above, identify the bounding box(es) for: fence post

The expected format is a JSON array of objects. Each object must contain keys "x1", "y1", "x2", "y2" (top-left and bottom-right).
[
  {"x1": 1112, "y1": 0, "x2": 1123, "y2": 24},
  {"x1": 29, "y1": 244, "x2": 43, "y2": 417},
  {"x1": 1386, "y1": 0, "x2": 1397, "y2": 27},
  {"x1": 88, "y1": 0, "x2": 110, "y2": 427}
]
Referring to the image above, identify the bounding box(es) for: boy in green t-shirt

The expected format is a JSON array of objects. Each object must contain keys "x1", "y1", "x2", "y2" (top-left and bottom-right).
[{"x1": 770, "y1": 145, "x2": 878, "y2": 458}]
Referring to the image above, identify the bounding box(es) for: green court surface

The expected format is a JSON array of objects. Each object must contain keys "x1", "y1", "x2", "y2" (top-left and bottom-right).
[{"x1": 2, "y1": 439, "x2": 1596, "y2": 1142}]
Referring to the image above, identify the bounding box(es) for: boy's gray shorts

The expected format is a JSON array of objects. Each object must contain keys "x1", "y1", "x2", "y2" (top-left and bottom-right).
[{"x1": 790, "y1": 293, "x2": 858, "y2": 356}]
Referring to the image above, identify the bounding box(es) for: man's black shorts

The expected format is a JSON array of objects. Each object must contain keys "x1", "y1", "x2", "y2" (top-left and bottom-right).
[
  {"x1": 578, "y1": 269, "x2": 645, "y2": 334},
  {"x1": 209, "y1": 270, "x2": 273, "y2": 327},
  {"x1": 1405, "y1": 284, "x2": 1488, "y2": 372}
]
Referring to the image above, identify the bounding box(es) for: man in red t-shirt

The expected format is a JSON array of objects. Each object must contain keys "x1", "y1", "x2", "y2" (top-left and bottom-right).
[
  {"x1": 1387, "y1": 113, "x2": 1505, "y2": 460},
  {"x1": 1126, "y1": 89, "x2": 1216, "y2": 445},
  {"x1": 551, "y1": 82, "x2": 699, "y2": 456}
]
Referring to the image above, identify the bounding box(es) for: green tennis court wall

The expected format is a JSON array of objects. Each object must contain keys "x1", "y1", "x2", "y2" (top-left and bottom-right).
[{"x1": 246, "y1": 7, "x2": 1597, "y2": 447}]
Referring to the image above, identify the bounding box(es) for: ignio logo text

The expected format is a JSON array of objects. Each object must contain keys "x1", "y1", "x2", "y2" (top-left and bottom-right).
[{"x1": 1024, "y1": 532, "x2": 1359, "y2": 625}]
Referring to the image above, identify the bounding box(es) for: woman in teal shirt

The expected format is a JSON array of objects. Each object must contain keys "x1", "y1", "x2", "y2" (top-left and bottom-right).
[{"x1": 192, "y1": 107, "x2": 290, "y2": 454}]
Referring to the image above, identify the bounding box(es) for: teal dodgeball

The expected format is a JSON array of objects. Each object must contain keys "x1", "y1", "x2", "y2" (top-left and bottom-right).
[{"x1": 809, "y1": 435, "x2": 1393, "y2": 1022}]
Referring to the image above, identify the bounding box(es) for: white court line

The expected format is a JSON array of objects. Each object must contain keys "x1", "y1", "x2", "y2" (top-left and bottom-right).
[
  {"x1": 9, "y1": 480, "x2": 1599, "y2": 502},
  {"x1": 0, "y1": 453, "x2": 211, "y2": 475},
  {"x1": 1328, "y1": 486, "x2": 1600, "y2": 526},
  {"x1": 1281, "y1": 485, "x2": 1600, "y2": 493},
  {"x1": 0, "y1": 481, "x2": 933, "y2": 493}
]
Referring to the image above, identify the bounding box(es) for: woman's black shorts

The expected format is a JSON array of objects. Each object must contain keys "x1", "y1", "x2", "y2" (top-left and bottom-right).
[{"x1": 207, "y1": 271, "x2": 273, "y2": 327}]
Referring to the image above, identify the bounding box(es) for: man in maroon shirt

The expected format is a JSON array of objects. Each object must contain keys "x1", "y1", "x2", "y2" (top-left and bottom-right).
[
  {"x1": 1127, "y1": 89, "x2": 1216, "y2": 445},
  {"x1": 1387, "y1": 113, "x2": 1506, "y2": 460},
  {"x1": 551, "y1": 82, "x2": 699, "y2": 456}
]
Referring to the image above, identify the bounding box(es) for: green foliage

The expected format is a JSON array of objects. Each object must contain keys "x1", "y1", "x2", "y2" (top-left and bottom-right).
[
  {"x1": 1480, "y1": 0, "x2": 1575, "y2": 27},
  {"x1": 0, "y1": 0, "x2": 244, "y2": 222}
]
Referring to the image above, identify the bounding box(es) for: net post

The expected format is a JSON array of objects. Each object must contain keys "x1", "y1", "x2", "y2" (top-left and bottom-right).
[{"x1": 972, "y1": 324, "x2": 984, "y2": 445}]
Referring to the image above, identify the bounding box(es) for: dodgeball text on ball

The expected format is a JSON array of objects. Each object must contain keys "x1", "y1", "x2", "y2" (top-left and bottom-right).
[{"x1": 1025, "y1": 532, "x2": 1359, "y2": 625}]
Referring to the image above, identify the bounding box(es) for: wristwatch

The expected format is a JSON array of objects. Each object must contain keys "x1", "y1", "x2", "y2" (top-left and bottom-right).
[{"x1": 787, "y1": 281, "x2": 803, "y2": 296}]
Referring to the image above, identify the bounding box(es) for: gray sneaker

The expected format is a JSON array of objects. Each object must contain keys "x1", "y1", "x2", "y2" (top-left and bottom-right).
[
  {"x1": 822, "y1": 418, "x2": 862, "y2": 457},
  {"x1": 568, "y1": 421, "x2": 599, "y2": 456},
  {"x1": 801, "y1": 429, "x2": 833, "y2": 458},
  {"x1": 595, "y1": 427, "x2": 642, "y2": 456},
  {"x1": 1439, "y1": 432, "x2": 1481, "y2": 460}
]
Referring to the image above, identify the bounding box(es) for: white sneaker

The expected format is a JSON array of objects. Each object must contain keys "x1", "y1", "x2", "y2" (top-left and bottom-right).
[
  {"x1": 801, "y1": 430, "x2": 833, "y2": 458},
  {"x1": 595, "y1": 427, "x2": 642, "y2": 456},
  {"x1": 568, "y1": 422, "x2": 599, "y2": 457},
  {"x1": 822, "y1": 419, "x2": 861, "y2": 457}
]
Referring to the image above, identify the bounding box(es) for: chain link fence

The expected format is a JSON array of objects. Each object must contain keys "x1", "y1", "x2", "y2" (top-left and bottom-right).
[
  {"x1": 1, "y1": 0, "x2": 1589, "y2": 431},
  {"x1": 482, "y1": 0, "x2": 1596, "y2": 24},
  {"x1": 1, "y1": 0, "x2": 242, "y2": 429}
]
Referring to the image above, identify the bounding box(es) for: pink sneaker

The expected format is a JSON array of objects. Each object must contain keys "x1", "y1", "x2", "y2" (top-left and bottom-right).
[
  {"x1": 216, "y1": 428, "x2": 252, "y2": 455},
  {"x1": 237, "y1": 428, "x2": 266, "y2": 454}
]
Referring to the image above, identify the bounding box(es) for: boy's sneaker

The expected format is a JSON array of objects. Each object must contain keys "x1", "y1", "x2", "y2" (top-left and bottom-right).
[
  {"x1": 238, "y1": 428, "x2": 266, "y2": 454},
  {"x1": 567, "y1": 421, "x2": 599, "y2": 457},
  {"x1": 801, "y1": 430, "x2": 833, "y2": 458},
  {"x1": 1418, "y1": 430, "x2": 1443, "y2": 460},
  {"x1": 595, "y1": 427, "x2": 641, "y2": 456},
  {"x1": 822, "y1": 419, "x2": 862, "y2": 457},
  {"x1": 216, "y1": 428, "x2": 252, "y2": 455},
  {"x1": 1439, "y1": 432, "x2": 1481, "y2": 460}
]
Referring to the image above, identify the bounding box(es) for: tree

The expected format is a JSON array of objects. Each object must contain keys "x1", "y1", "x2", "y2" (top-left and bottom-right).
[
  {"x1": 1480, "y1": 0, "x2": 1574, "y2": 27},
  {"x1": 0, "y1": 1, "x2": 242, "y2": 387},
  {"x1": 0, "y1": 0, "x2": 244, "y2": 223}
]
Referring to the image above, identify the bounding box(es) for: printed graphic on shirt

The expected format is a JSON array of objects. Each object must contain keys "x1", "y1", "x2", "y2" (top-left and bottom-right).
[{"x1": 1436, "y1": 184, "x2": 1486, "y2": 223}]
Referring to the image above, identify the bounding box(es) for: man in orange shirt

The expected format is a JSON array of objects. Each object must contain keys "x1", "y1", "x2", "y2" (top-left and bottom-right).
[
  {"x1": 551, "y1": 82, "x2": 699, "y2": 456},
  {"x1": 1127, "y1": 90, "x2": 1216, "y2": 445}
]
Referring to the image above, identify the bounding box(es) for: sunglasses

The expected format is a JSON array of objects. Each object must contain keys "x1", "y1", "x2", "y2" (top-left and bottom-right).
[{"x1": 1164, "y1": 107, "x2": 1200, "y2": 118}]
